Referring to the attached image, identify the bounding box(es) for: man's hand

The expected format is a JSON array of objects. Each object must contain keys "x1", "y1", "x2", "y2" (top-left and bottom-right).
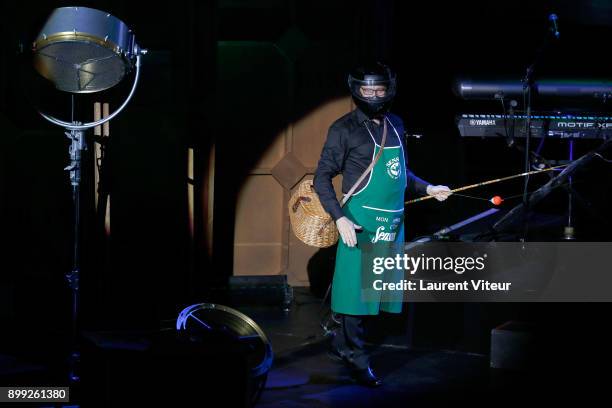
[
  {"x1": 335, "y1": 216, "x2": 362, "y2": 247},
  {"x1": 426, "y1": 185, "x2": 452, "y2": 201}
]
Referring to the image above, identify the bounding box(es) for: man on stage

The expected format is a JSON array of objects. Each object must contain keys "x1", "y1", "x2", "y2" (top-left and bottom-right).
[{"x1": 313, "y1": 62, "x2": 451, "y2": 387}]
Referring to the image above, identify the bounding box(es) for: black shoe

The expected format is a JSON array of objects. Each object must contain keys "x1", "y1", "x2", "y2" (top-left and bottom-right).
[{"x1": 351, "y1": 366, "x2": 382, "y2": 387}]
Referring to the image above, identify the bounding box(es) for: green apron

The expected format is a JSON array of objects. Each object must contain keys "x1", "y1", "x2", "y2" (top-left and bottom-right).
[{"x1": 331, "y1": 119, "x2": 407, "y2": 315}]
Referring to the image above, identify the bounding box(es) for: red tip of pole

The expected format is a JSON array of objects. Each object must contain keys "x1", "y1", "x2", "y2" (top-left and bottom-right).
[{"x1": 490, "y1": 196, "x2": 503, "y2": 206}]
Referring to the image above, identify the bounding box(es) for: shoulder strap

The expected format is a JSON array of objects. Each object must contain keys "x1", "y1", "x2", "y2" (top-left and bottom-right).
[{"x1": 340, "y1": 117, "x2": 387, "y2": 207}]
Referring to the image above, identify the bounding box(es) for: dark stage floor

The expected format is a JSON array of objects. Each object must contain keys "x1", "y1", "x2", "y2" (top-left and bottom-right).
[
  {"x1": 242, "y1": 290, "x2": 523, "y2": 407},
  {"x1": 0, "y1": 287, "x2": 595, "y2": 407},
  {"x1": 263, "y1": 347, "x2": 492, "y2": 407}
]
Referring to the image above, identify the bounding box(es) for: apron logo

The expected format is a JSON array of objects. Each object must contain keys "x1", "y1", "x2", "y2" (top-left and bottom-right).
[
  {"x1": 371, "y1": 226, "x2": 397, "y2": 243},
  {"x1": 386, "y1": 157, "x2": 401, "y2": 179}
]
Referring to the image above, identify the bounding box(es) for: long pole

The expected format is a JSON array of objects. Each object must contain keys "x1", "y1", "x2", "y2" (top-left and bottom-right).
[
  {"x1": 405, "y1": 165, "x2": 567, "y2": 205},
  {"x1": 65, "y1": 126, "x2": 85, "y2": 384}
]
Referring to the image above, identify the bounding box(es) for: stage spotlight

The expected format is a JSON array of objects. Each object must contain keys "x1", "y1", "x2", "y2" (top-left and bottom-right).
[
  {"x1": 33, "y1": 6, "x2": 142, "y2": 93},
  {"x1": 31, "y1": 6, "x2": 146, "y2": 383}
]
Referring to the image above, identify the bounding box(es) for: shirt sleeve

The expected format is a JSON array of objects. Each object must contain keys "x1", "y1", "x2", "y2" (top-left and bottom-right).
[
  {"x1": 313, "y1": 124, "x2": 346, "y2": 221},
  {"x1": 407, "y1": 167, "x2": 430, "y2": 196}
]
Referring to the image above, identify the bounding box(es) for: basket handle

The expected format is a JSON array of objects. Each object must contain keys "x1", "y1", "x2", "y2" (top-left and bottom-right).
[{"x1": 292, "y1": 196, "x2": 312, "y2": 212}]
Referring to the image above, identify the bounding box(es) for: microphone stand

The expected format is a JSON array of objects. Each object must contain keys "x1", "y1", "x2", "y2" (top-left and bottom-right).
[
  {"x1": 519, "y1": 16, "x2": 558, "y2": 241},
  {"x1": 563, "y1": 94, "x2": 611, "y2": 240}
]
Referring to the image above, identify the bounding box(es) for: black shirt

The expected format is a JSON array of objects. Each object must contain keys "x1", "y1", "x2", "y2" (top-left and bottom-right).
[{"x1": 313, "y1": 108, "x2": 430, "y2": 221}]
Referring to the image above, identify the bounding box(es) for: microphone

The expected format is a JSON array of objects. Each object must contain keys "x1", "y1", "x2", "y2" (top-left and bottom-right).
[
  {"x1": 549, "y1": 13, "x2": 560, "y2": 39},
  {"x1": 403, "y1": 131, "x2": 423, "y2": 139}
]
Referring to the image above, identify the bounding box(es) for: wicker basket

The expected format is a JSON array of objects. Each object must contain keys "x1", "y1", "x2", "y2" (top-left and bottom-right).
[{"x1": 288, "y1": 179, "x2": 338, "y2": 248}]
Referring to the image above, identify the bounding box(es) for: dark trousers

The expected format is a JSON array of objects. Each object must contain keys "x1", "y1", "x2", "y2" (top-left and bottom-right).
[{"x1": 330, "y1": 313, "x2": 370, "y2": 370}]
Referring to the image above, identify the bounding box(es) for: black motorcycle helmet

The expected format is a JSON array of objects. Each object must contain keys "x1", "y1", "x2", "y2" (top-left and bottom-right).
[{"x1": 348, "y1": 62, "x2": 397, "y2": 118}]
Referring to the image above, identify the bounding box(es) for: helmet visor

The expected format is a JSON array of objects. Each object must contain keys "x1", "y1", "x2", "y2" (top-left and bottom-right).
[{"x1": 348, "y1": 74, "x2": 396, "y2": 104}]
